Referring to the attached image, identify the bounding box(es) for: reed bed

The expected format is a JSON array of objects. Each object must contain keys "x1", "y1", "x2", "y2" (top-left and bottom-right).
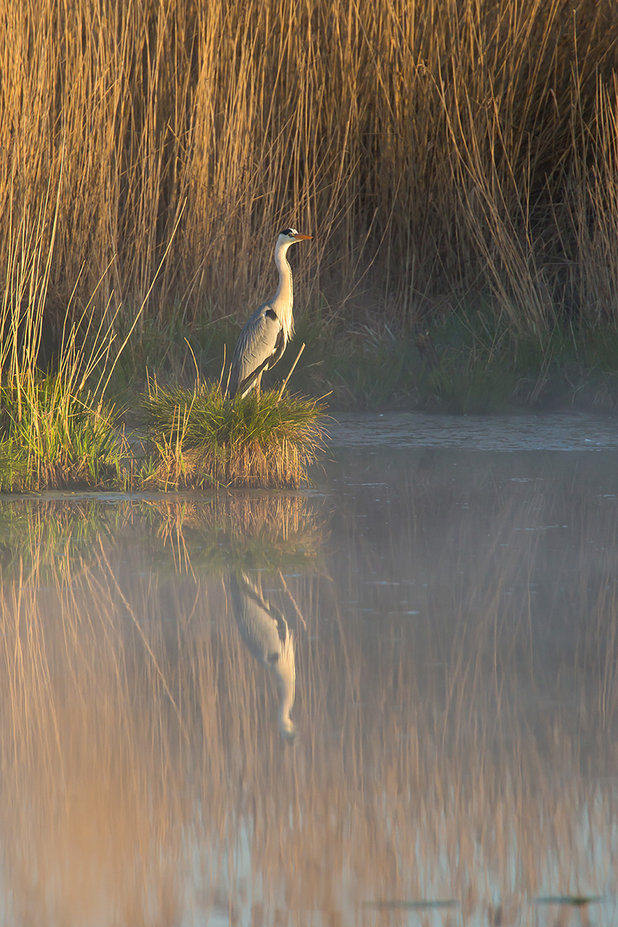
[
  {"x1": 1, "y1": 0, "x2": 618, "y2": 387},
  {"x1": 0, "y1": 198, "x2": 131, "y2": 491},
  {"x1": 142, "y1": 380, "x2": 326, "y2": 488}
]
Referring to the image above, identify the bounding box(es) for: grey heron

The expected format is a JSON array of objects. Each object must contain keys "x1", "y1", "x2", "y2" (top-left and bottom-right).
[
  {"x1": 227, "y1": 228, "x2": 312, "y2": 398},
  {"x1": 228, "y1": 571, "x2": 297, "y2": 741}
]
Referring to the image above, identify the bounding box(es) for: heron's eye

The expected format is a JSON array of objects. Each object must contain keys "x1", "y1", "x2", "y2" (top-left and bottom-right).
[{"x1": 279, "y1": 228, "x2": 296, "y2": 237}]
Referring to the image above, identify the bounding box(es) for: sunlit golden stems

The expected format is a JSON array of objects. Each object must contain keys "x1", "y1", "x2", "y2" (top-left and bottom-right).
[
  {"x1": 0, "y1": 172, "x2": 60, "y2": 406},
  {"x1": 1, "y1": 0, "x2": 617, "y2": 341},
  {"x1": 0, "y1": 142, "x2": 191, "y2": 490}
]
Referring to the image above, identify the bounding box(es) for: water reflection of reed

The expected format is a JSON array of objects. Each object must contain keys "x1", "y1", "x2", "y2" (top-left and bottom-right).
[
  {"x1": 149, "y1": 492, "x2": 324, "y2": 574},
  {"x1": 0, "y1": 498, "x2": 119, "y2": 578},
  {"x1": 0, "y1": 475, "x2": 615, "y2": 926}
]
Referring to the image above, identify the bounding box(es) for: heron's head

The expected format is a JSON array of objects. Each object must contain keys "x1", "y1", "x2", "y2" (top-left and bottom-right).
[
  {"x1": 279, "y1": 717, "x2": 297, "y2": 743},
  {"x1": 278, "y1": 228, "x2": 312, "y2": 246}
]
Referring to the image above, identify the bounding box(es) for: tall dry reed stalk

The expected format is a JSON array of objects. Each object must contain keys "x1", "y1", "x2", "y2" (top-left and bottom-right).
[
  {"x1": 0, "y1": 146, "x2": 184, "y2": 490},
  {"x1": 1, "y1": 0, "x2": 617, "y2": 348}
]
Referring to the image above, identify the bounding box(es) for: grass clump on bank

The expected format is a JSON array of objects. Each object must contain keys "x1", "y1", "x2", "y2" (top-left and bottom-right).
[
  {"x1": 142, "y1": 380, "x2": 326, "y2": 489},
  {"x1": 0, "y1": 192, "x2": 131, "y2": 492},
  {"x1": 0, "y1": 375, "x2": 124, "y2": 492}
]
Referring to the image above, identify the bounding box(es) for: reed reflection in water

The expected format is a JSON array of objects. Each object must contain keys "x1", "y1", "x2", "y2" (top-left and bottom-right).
[{"x1": 0, "y1": 448, "x2": 616, "y2": 927}]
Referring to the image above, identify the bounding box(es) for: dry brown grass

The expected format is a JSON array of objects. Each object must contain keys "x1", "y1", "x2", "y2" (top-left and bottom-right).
[
  {"x1": 149, "y1": 438, "x2": 311, "y2": 489},
  {"x1": 1, "y1": 0, "x2": 618, "y2": 347}
]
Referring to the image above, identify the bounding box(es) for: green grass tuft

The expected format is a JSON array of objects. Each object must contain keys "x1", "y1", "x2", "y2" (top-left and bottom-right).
[
  {"x1": 0, "y1": 373, "x2": 126, "y2": 491},
  {"x1": 142, "y1": 379, "x2": 327, "y2": 489}
]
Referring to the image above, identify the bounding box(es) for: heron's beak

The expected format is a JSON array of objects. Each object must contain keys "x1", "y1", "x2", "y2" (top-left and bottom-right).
[{"x1": 293, "y1": 233, "x2": 312, "y2": 241}]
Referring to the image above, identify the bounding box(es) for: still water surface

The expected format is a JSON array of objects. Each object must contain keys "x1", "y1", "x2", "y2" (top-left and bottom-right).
[{"x1": 0, "y1": 414, "x2": 617, "y2": 926}]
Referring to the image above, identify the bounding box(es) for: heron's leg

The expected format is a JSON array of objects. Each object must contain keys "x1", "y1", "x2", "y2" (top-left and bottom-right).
[{"x1": 255, "y1": 371, "x2": 262, "y2": 398}]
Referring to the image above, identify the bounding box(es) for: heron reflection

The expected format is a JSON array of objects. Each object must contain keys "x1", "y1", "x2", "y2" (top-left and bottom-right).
[{"x1": 228, "y1": 570, "x2": 298, "y2": 742}]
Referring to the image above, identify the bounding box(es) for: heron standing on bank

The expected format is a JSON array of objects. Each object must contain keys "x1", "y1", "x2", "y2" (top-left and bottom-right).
[{"x1": 227, "y1": 228, "x2": 312, "y2": 398}]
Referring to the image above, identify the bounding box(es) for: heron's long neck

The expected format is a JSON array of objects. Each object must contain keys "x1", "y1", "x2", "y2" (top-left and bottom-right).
[
  {"x1": 273, "y1": 243, "x2": 294, "y2": 339},
  {"x1": 276, "y1": 632, "x2": 296, "y2": 738}
]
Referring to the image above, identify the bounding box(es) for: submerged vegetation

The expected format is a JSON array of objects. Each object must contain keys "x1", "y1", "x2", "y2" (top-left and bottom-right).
[{"x1": 1, "y1": 0, "x2": 618, "y2": 486}]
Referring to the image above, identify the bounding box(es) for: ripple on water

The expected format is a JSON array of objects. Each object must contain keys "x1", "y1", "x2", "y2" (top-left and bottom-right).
[{"x1": 329, "y1": 411, "x2": 618, "y2": 452}]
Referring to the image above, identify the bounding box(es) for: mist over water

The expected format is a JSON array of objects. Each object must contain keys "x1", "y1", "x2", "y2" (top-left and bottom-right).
[{"x1": 0, "y1": 414, "x2": 616, "y2": 926}]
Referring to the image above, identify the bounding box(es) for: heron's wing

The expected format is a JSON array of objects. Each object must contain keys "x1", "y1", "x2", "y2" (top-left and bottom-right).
[
  {"x1": 228, "y1": 304, "x2": 284, "y2": 397},
  {"x1": 269, "y1": 322, "x2": 287, "y2": 369},
  {"x1": 237, "y1": 573, "x2": 289, "y2": 647},
  {"x1": 229, "y1": 572, "x2": 287, "y2": 664}
]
